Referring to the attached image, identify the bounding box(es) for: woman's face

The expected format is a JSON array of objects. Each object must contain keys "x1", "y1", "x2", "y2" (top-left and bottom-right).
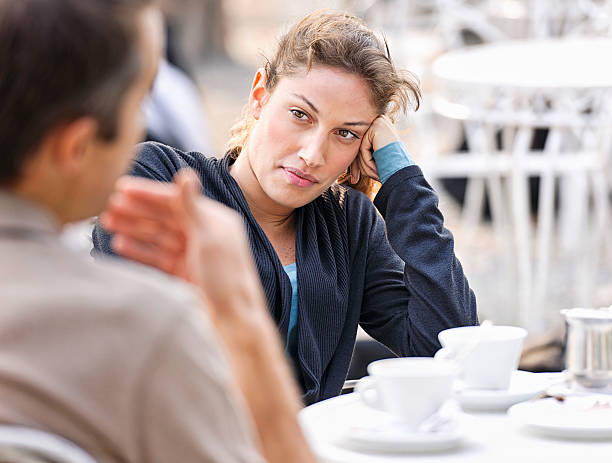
[{"x1": 242, "y1": 65, "x2": 378, "y2": 211}]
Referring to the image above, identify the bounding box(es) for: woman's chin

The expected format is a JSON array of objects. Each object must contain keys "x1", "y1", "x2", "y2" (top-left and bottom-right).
[
  {"x1": 266, "y1": 188, "x2": 316, "y2": 210},
  {"x1": 274, "y1": 197, "x2": 311, "y2": 210}
]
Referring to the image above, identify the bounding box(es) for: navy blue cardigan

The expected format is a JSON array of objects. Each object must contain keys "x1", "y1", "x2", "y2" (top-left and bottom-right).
[{"x1": 93, "y1": 142, "x2": 478, "y2": 404}]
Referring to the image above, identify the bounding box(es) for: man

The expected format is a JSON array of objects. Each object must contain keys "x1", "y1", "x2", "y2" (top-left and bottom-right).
[{"x1": 0, "y1": 1, "x2": 315, "y2": 462}]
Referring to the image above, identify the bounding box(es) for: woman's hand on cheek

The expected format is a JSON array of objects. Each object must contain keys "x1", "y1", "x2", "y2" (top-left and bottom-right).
[{"x1": 350, "y1": 115, "x2": 401, "y2": 184}]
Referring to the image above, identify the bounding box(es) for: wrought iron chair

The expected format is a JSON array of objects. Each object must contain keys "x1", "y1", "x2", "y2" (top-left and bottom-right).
[{"x1": 0, "y1": 426, "x2": 97, "y2": 463}]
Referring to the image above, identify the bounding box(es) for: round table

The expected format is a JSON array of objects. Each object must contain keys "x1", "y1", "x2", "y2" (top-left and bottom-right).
[
  {"x1": 299, "y1": 386, "x2": 612, "y2": 462},
  {"x1": 432, "y1": 38, "x2": 612, "y2": 89}
]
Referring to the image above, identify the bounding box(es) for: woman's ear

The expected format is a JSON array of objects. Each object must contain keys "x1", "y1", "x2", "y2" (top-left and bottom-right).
[{"x1": 249, "y1": 68, "x2": 268, "y2": 120}]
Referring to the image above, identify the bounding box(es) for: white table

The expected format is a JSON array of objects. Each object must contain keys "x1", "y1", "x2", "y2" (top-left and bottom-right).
[
  {"x1": 299, "y1": 389, "x2": 612, "y2": 462},
  {"x1": 426, "y1": 38, "x2": 612, "y2": 333}
]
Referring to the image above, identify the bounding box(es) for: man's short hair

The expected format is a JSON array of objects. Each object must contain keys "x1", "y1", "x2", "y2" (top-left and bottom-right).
[{"x1": 0, "y1": 0, "x2": 154, "y2": 186}]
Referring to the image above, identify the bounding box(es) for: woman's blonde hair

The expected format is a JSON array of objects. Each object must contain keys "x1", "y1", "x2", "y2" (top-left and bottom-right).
[{"x1": 227, "y1": 9, "x2": 421, "y2": 196}]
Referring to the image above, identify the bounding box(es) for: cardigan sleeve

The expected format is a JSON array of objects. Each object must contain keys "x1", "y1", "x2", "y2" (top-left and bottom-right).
[{"x1": 358, "y1": 164, "x2": 478, "y2": 357}]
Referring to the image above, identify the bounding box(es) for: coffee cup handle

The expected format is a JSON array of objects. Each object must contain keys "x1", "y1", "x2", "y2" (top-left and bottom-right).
[
  {"x1": 435, "y1": 348, "x2": 466, "y2": 387},
  {"x1": 355, "y1": 376, "x2": 383, "y2": 411},
  {"x1": 434, "y1": 347, "x2": 456, "y2": 361}
]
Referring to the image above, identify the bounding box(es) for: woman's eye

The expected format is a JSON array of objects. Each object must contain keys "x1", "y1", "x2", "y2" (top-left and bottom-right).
[
  {"x1": 338, "y1": 129, "x2": 358, "y2": 140},
  {"x1": 291, "y1": 109, "x2": 308, "y2": 120}
]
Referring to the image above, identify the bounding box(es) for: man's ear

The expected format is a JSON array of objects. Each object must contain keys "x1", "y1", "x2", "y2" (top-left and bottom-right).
[
  {"x1": 48, "y1": 117, "x2": 99, "y2": 175},
  {"x1": 248, "y1": 68, "x2": 268, "y2": 120}
]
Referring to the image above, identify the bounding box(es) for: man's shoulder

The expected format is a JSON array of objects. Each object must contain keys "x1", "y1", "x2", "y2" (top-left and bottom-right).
[
  {"x1": 89, "y1": 254, "x2": 203, "y2": 322},
  {"x1": 16, "y1": 245, "x2": 207, "y2": 337},
  {"x1": 0, "y1": 240, "x2": 215, "y2": 376}
]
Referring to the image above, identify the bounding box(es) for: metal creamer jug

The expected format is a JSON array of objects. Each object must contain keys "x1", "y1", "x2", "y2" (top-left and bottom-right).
[{"x1": 561, "y1": 307, "x2": 612, "y2": 390}]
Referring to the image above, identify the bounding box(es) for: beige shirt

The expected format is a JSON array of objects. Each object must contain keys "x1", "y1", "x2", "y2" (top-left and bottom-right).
[{"x1": 0, "y1": 192, "x2": 265, "y2": 463}]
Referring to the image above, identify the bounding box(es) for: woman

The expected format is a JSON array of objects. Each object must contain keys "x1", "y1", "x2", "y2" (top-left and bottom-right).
[{"x1": 94, "y1": 10, "x2": 478, "y2": 404}]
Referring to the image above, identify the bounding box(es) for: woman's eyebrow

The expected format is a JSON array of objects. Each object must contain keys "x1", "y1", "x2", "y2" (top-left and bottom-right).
[
  {"x1": 292, "y1": 93, "x2": 319, "y2": 114},
  {"x1": 343, "y1": 121, "x2": 371, "y2": 127},
  {"x1": 291, "y1": 93, "x2": 371, "y2": 127}
]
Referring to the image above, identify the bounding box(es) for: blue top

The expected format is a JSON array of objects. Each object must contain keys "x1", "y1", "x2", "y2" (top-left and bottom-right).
[
  {"x1": 281, "y1": 142, "x2": 410, "y2": 363},
  {"x1": 372, "y1": 141, "x2": 415, "y2": 184},
  {"x1": 283, "y1": 262, "x2": 298, "y2": 357}
]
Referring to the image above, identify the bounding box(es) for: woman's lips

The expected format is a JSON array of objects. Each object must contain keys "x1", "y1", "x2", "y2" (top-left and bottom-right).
[{"x1": 283, "y1": 167, "x2": 318, "y2": 187}]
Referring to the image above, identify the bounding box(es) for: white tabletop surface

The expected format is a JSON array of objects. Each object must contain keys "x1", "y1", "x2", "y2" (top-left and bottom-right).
[
  {"x1": 299, "y1": 374, "x2": 612, "y2": 463},
  {"x1": 432, "y1": 38, "x2": 612, "y2": 90}
]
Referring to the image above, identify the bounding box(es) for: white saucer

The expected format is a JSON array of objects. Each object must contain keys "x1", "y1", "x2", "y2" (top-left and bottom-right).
[
  {"x1": 339, "y1": 404, "x2": 464, "y2": 453},
  {"x1": 455, "y1": 370, "x2": 550, "y2": 411},
  {"x1": 508, "y1": 395, "x2": 612, "y2": 439},
  {"x1": 299, "y1": 394, "x2": 465, "y2": 455}
]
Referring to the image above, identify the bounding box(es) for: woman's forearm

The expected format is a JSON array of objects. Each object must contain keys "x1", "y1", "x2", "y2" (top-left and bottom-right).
[{"x1": 373, "y1": 165, "x2": 478, "y2": 328}]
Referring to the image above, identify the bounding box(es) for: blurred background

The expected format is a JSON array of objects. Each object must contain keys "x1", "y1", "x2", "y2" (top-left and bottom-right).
[{"x1": 67, "y1": 0, "x2": 612, "y2": 372}]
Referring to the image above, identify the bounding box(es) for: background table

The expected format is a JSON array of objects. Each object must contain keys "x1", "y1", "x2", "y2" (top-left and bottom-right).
[{"x1": 425, "y1": 38, "x2": 612, "y2": 334}]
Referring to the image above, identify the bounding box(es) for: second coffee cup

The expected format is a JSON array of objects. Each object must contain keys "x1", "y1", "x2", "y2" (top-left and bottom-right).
[{"x1": 436, "y1": 325, "x2": 527, "y2": 390}]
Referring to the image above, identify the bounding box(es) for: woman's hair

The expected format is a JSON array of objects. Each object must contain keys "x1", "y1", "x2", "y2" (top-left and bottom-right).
[{"x1": 227, "y1": 9, "x2": 421, "y2": 196}]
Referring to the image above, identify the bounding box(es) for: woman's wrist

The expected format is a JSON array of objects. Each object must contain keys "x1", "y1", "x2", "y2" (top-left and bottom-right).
[{"x1": 372, "y1": 141, "x2": 415, "y2": 184}]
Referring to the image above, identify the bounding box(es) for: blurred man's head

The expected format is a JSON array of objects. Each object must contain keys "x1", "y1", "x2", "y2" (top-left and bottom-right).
[{"x1": 0, "y1": 0, "x2": 163, "y2": 223}]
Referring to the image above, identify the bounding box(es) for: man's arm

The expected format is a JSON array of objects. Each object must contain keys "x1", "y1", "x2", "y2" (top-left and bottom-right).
[
  {"x1": 210, "y1": 289, "x2": 315, "y2": 463},
  {"x1": 101, "y1": 170, "x2": 316, "y2": 463}
]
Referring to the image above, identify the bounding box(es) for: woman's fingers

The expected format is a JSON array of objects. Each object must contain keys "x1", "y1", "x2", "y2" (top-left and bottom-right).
[
  {"x1": 369, "y1": 114, "x2": 400, "y2": 152},
  {"x1": 359, "y1": 159, "x2": 379, "y2": 181},
  {"x1": 359, "y1": 138, "x2": 379, "y2": 177},
  {"x1": 349, "y1": 157, "x2": 361, "y2": 184},
  {"x1": 350, "y1": 114, "x2": 402, "y2": 183},
  {"x1": 353, "y1": 130, "x2": 379, "y2": 182}
]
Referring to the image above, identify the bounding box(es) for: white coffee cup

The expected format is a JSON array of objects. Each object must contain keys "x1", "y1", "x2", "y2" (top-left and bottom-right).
[
  {"x1": 355, "y1": 357, "x2": 460, "y2": 431},
  {"x1": 435, "y1": 325, "x2": 527, "y2": 390}
]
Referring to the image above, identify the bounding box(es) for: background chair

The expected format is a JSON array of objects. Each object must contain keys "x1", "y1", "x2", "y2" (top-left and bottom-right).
[{"x1": 0, "y1": 426, "x2": 97, "y2": 463}]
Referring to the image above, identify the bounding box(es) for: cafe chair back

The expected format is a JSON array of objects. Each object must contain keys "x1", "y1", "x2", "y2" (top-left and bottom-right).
[{"x1": 0, "y1": 426, "x2": 97, "y2": 463}]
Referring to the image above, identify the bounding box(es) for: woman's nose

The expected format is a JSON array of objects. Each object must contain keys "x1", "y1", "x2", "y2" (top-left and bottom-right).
[{"x1": 298, "y1": 133, "x2": 326, "y2": 167}]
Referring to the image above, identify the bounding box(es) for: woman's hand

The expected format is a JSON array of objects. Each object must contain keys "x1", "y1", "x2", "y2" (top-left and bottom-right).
[
  {"x1": 100, "y1": 170, "x2": 266, "y2": 314},
  {"x1": 350, "y1": 114, "x2": 401, "y2": 184}
]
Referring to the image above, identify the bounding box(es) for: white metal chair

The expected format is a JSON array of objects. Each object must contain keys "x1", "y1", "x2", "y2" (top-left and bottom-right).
[
  {"x1": 429, "y1": 40, "x2": 612, "y2": 332},
  {"x1": 0, "y1": 426, "x2": 97, "y2": 463}
]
